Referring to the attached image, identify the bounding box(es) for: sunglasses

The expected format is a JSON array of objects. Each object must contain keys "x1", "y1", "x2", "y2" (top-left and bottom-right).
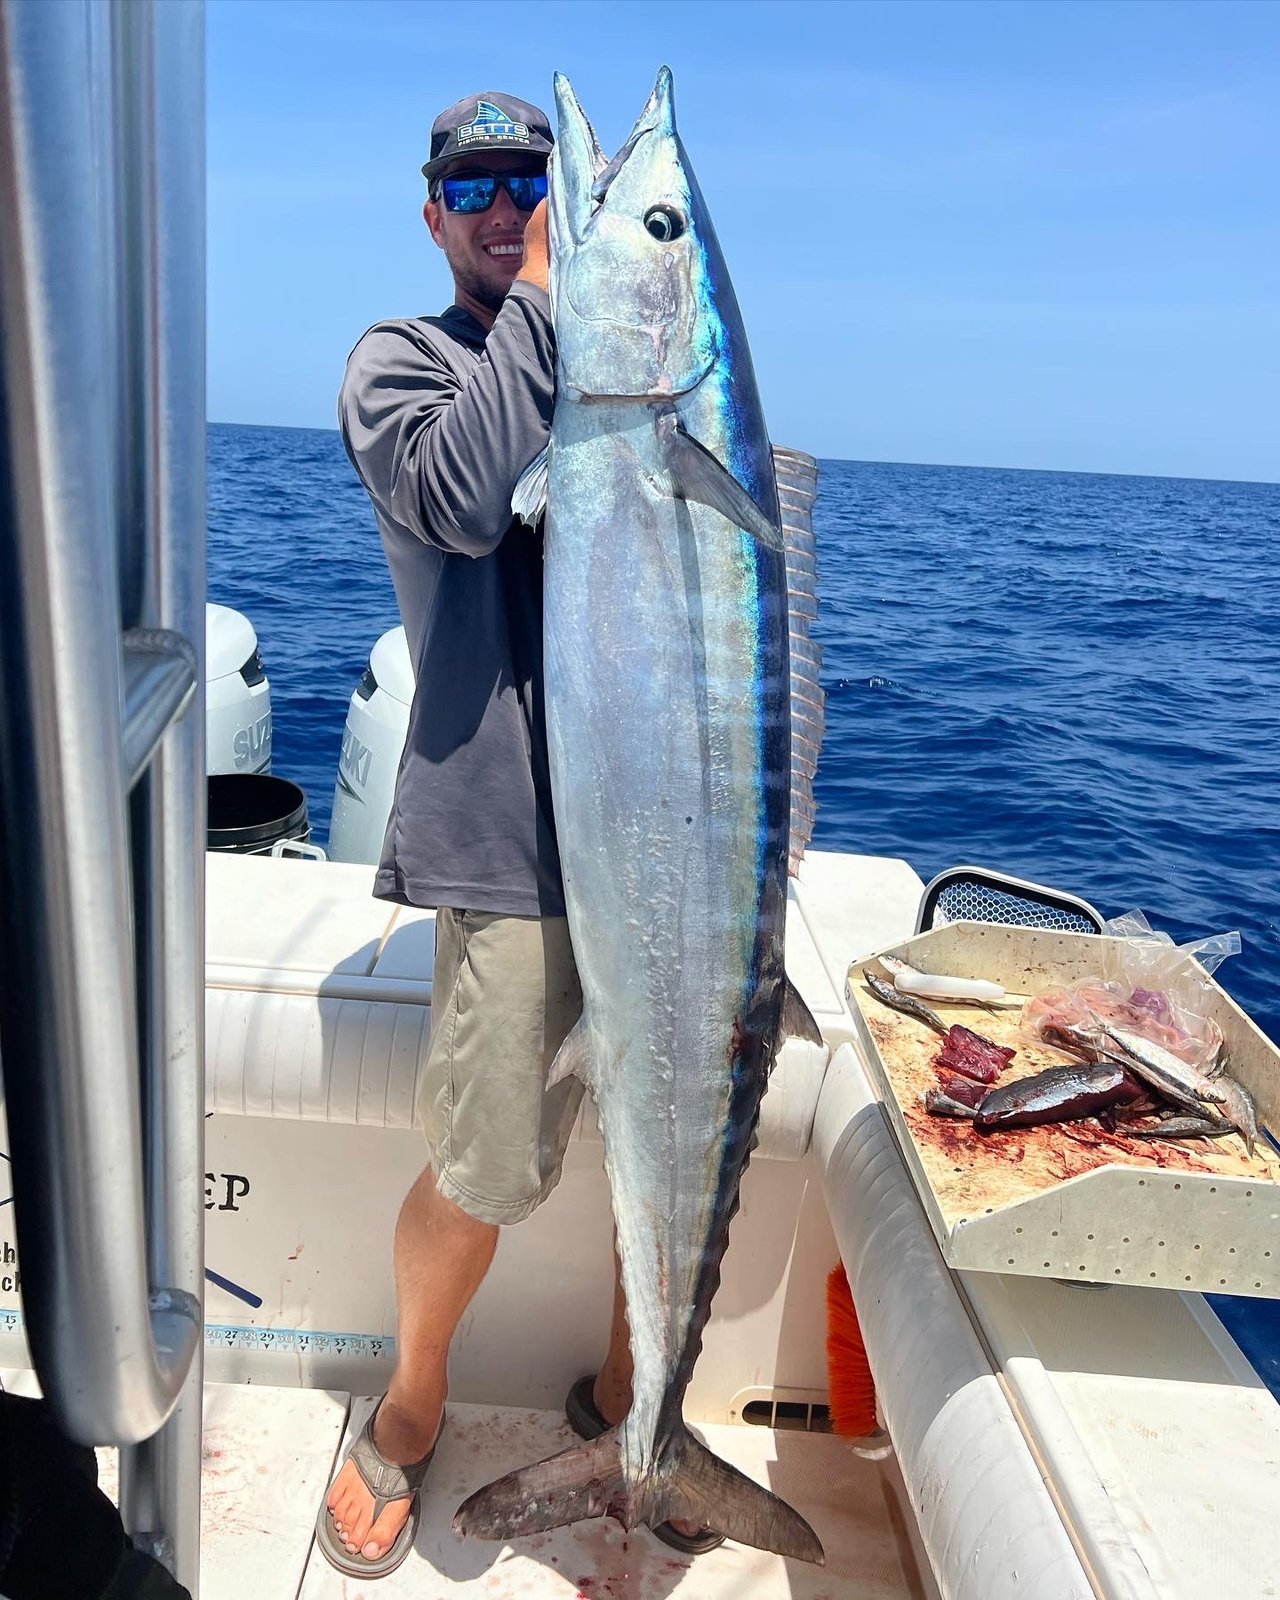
[{"x1": 440, "y1": 171, "x2": 548, "y2": 214}]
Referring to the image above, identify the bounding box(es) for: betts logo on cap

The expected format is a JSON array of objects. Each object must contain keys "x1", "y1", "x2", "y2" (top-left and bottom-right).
[{"x1": 456, "y1": 100, "x2": 531, "y2": 148}]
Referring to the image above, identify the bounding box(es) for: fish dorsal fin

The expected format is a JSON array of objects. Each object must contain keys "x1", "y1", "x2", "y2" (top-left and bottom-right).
[
  {"x1": 511, "y1": 445, "x2": 549, "y2": 527},
  {"x1": 660, "y1": 414, "x2": 783, "y2": 551},
  {"x1": 773, "y1": 445, "x2": 824, "y2": 874}
]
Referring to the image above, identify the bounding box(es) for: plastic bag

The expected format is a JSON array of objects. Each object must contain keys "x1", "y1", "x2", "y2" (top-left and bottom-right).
[
  {"x1": 1099, "y1": 909, "x2": 1240, "y2": 980},
  {"x1": 1021, "y1": 911, "x2": 1241, "y2": 1073}
]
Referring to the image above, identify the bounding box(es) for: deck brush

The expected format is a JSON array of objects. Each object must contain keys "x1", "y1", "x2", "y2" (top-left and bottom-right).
[{"x1": 825, "y1": 1262, "x2": 878, "y2": 1439}]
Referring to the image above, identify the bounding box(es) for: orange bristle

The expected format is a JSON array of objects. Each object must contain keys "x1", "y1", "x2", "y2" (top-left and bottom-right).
[{"x1": 825, "y1": 1262, "x2": 878, "y2": 1439}]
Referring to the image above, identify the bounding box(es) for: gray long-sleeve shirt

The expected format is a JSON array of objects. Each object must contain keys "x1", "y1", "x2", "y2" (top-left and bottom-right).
[{"x1": 339, "y1": 281, "x2": 564, "y2": 916}]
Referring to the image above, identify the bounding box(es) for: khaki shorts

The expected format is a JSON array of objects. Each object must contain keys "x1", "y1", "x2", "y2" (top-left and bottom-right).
[{"x1": 419, "y1": 908, "x2": 584, "y2": 1225}]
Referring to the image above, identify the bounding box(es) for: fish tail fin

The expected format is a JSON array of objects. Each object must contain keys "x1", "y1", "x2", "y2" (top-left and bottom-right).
[
  {"x1": 453, "y1": 1430, "x2": 627, "y2": 1542},
  {"x1": 452, "y1": 1423, "x2": 824, "y2": 1565},
  {"x1": 656, "y1": 1425, "x2": 825, "y2": 1564}
]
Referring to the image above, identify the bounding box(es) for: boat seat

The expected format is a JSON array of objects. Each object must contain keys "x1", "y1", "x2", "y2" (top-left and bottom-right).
[
  {"x1": 915, "y1": 864, "x2": 1104, "y2": 935},
  {"x1": 204, "y1": 852, "x2": 835, "y2": 1161}
]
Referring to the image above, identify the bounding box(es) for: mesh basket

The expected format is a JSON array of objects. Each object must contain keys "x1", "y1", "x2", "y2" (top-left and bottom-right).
[{"x1": 917, "y1": 870, "x2": 1103, "y2": 936}]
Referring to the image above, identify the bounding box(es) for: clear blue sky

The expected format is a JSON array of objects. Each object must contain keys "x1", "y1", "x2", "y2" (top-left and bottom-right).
[{"x1": 208, "y1": 0, "x2": 1278, "y2": 481}]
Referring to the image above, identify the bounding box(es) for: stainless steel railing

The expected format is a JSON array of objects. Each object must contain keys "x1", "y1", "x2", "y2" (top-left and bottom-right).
[{"x1": 0, "y1": 0, "x2": 206, "y2": 1589}]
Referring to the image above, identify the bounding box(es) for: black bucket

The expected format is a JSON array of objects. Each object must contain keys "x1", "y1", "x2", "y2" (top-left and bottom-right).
[{"x1": 207, "y1": 773, "x2": 310, "y2": 856}]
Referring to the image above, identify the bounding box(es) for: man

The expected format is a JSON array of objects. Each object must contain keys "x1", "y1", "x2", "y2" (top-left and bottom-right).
[{"x1": 315, "y1": 92, "x2": 720, "y2": 1580}]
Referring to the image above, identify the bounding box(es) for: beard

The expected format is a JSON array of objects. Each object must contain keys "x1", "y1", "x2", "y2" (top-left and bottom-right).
[{"x1": 444, "y1": 238, "x2": 515, "y2": 315}]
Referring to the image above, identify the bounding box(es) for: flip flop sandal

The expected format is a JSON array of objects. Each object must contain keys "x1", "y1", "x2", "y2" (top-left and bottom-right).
[
  {"x1": 565, "y1": 1376, "x2": 726, "y2": 1556},
  {"x1": 315, "y1": 1397, "x2": 442, "y2": 1579}
]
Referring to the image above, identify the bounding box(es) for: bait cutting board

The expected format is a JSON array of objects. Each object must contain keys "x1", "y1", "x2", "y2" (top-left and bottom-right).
[{"x1": 846, "y1": 923, "x2": 1280, "y2": 1296}]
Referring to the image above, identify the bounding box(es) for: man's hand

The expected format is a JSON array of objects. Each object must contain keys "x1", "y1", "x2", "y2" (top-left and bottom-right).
[{"x1": 514, "y1": 198, "x2": 549, "y2": 294}]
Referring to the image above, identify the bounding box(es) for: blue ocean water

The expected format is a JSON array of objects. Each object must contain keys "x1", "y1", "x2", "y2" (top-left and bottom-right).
[
  {"x1": 209, "y1": 421, "x2": 1280, "y2": 1385},
  {"x1": 209, "y1": 422, "x2": 1280, "y2": 1042}
]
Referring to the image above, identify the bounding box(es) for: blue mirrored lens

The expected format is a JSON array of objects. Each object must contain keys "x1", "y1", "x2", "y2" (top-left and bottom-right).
[
  {"x1": 440, "y1": 172, "x2": 547, "y2": 214},
  {"x1": 441, "y1": 175, "x2": 496, "y2": 213},
  {"x1": 505, "y1": 174, "x2": 548, "y2": 212}
]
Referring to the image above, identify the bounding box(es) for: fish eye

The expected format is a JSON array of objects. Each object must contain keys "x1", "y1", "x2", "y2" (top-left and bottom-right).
[{"x1": 643, "y1": 206, "x2": 684, "y2": 243}]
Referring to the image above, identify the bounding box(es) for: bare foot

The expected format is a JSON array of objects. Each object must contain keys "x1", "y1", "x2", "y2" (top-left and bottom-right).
[
  {"x1": 326, "y1": 1396, "x2": 442, "y2": 1561},
  {"x1": 591, "y1": 1378, "x2": 705, "y2": 1541}
]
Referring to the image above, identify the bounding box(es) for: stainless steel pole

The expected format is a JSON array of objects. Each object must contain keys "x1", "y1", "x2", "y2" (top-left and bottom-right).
[
  {"x1": 0, "y1": 0, "x2": 206, "y2": 1587},
  {"x1": 113, "y1": 2, "x2": 207, "y2": 1590}
]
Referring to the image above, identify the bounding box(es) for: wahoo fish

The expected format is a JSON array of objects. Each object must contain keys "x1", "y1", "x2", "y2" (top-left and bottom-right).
[{"x1": 453, "y1": 68, "x2": 826, "y2": 1563}]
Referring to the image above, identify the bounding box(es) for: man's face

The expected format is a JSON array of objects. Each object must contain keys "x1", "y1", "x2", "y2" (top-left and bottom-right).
[{"x1": 425, "y1": 151, "x2": 546, "y2": 315}]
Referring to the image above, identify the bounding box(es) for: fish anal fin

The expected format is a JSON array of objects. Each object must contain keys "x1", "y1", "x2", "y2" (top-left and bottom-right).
[
  {"x1": 512, "y1": 445, "x2": 549, "y2": 527},
  {"x1": 660, "y1": 415, "x2": 783, "y2": 551},
  {"x1": 547, "y1": 1016, "x2": 593, "y2": 1089},
  {"x1": 659, "y1": 1428, "x2": 825, "y2": 1564},
  {"x1": 782, "y1": 977, "x2": 824, "y2": 1048}
]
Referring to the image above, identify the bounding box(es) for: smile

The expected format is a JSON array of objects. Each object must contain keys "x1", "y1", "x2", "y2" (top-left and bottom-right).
[{"x1": 484, "y1": 243, "x2": 523, "y2": 259}]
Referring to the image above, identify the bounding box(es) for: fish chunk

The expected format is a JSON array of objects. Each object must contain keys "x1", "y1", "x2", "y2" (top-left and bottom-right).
[
  {"x1": 974, "y1": 1063, "x2": 1144, "y2": 1131},
  {"x1": 926, "y1": 1088, "x2": 978, "y2": 1119}
]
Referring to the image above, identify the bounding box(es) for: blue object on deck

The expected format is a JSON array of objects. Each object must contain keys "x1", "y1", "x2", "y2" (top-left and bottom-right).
[
  {"x1": 1208, "y1": 1296, "x2": 1280, "y2": 1403},
  {"x1": 204, "y1": 1268, "x2": 263, "y2": 1310}
]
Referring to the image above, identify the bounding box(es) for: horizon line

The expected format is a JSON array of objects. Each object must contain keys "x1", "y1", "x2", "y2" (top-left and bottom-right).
[{"x1": 207, "y1": 418, "x2": 1279, "y2": 491}]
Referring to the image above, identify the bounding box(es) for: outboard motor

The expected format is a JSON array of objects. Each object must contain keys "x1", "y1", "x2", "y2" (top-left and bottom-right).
[
  {"x1": 206, "y1": 603, "x2": 272, "y2": 775},
  {"x1": 327, "y1": 626, "x2": 413, "y2": 864}
]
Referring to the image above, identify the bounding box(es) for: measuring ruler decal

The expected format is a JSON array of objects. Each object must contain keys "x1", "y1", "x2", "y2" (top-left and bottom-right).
[
  {"x1": 0, "y1": 1308, "x2": 395, "y2": 1361},
  {"x1": 205, "y1": 1324, "x2": 395, "y2": 1359}
]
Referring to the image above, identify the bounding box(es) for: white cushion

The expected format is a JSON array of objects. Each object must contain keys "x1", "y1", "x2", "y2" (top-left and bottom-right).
[{"x1": 204, "y1": 854, "x2": 832, "y2": 1158}]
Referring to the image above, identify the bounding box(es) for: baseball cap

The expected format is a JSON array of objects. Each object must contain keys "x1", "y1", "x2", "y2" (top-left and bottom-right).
[{"x1": 422, "y1": 92, "x2": 554, "y2": 180}]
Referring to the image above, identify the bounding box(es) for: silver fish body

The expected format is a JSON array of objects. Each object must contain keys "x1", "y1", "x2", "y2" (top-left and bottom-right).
[
  {"x1": 1100, "y1": 1022, "x2": 1227, "y2": 1106},
  {"x1": 1131, "y1": 1116, "x2": 1236, "y2": 1142},
  {"x1": 1214, "y1": 1070, "x2": 1259, "y2": 1155},
  {"x1": 861, "y1": 967, "x2": 949, "y2": 1035},
  {"x1": 455, "y1": 67, "x2": 823, "y2": 1565}
]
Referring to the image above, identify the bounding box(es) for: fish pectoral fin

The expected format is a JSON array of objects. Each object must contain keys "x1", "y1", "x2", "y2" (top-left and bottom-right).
[
  {"x1": 511, "y1": 445, "x2": 549, "y2": 527},
  {"x1": 782, "y1": 976, "x2": 825, "y2": 1049},
  {"x1": 659, "y1": 1427, "x2": 824, "y2": 1564},
  {"x1": 547, "y1": 1017, "x2": 594, "y2": 1089},
  {"x1": 454, "y1": 1429, "x2": 626, "y2": 1541},
  {"x1": 660, "y1": 416, "x2": 784, "y2": 551}
]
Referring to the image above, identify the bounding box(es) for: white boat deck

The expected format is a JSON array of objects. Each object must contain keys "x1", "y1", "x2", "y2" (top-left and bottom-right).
[
  {"x1": 305, "y1": 1397, "x2": 927, "y2": 1600},
  {"x1": 4, "y1": 848, "x2": 1279, "y2": 1599},
  {"x1": 0, "y1": 1374, "x2": 929, "y2": 1600},
  {"x1": 964, "y1": 1274, "x2": 1280, "y2": 1600}
]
